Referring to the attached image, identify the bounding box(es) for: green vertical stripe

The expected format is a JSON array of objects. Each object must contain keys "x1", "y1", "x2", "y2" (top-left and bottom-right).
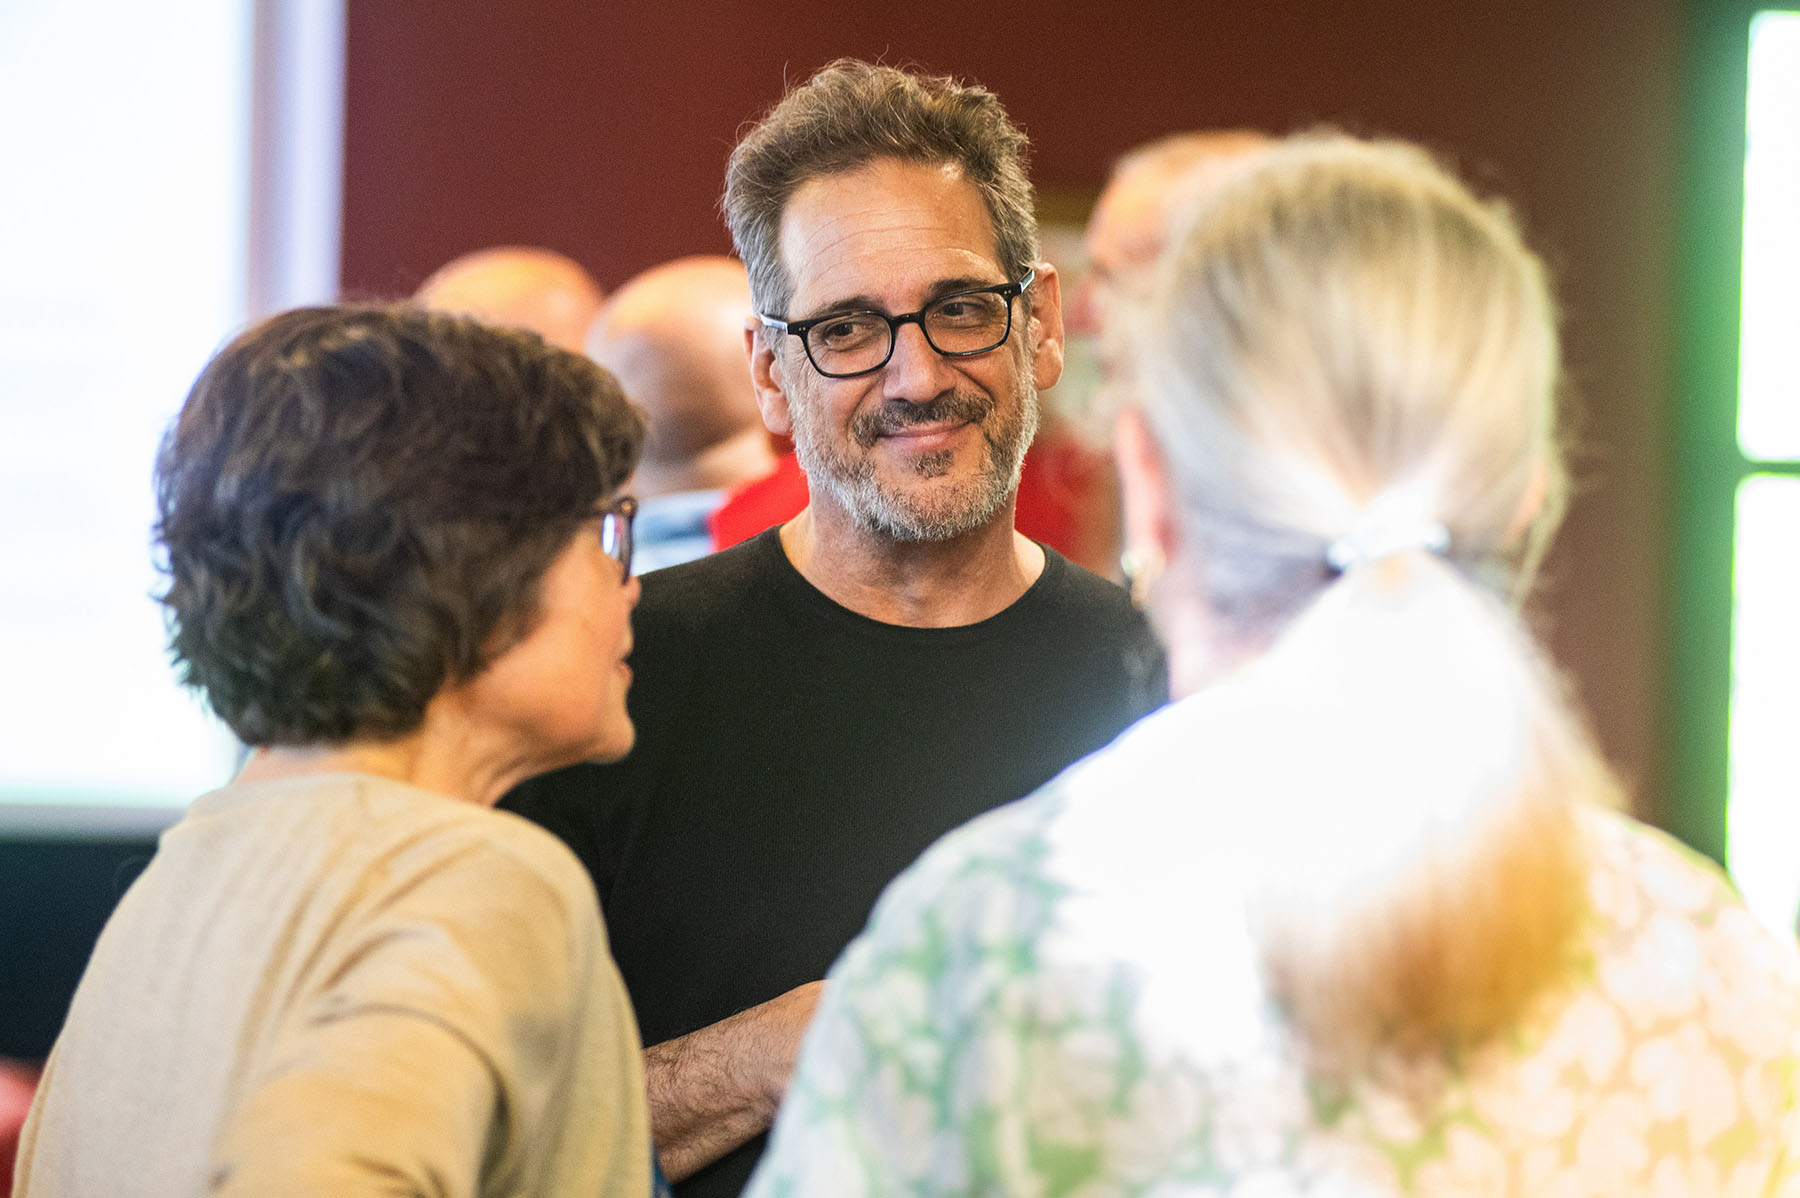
[{"x1": 1665, "y1": 0, "x2": 1759, "y2": 865}]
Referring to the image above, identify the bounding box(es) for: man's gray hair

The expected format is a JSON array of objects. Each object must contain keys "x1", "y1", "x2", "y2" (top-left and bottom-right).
[{"x1": 723, "y1": 59, "x2": 1040, "y2": 320}]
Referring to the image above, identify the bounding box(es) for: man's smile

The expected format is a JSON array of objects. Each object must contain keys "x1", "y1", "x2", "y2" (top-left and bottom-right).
[{"x1": 851, "y1": 393, "x2": 992, "y2": 449}]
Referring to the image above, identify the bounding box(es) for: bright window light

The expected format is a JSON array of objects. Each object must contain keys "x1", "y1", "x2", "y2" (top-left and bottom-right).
[
  {"x1": 1727, "y1": 476, "x2": 1800, "y2": 935},
  {"x1": 1726, "y1": 11, "x2": 1800, "y2": 936},
  {"x1": 1739, "y1": 11, "x2": 1800, "y2": 462},
  {"x1": 0, "y1": 3, "x2": 338, "y2": 832}
]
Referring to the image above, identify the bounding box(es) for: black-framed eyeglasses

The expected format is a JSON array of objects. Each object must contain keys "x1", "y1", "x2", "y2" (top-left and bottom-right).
[
  {"x1": 595, "y1": 495, "x2": 637, "y2": 581},
  {"x1": 757, "y1": 269, "x2": 1035, "y2": 379}
]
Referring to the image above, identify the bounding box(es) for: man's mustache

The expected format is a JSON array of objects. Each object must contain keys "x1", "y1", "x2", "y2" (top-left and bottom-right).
[{"x1": 851, "y1": 393, "x2": 993, "y2": 448}]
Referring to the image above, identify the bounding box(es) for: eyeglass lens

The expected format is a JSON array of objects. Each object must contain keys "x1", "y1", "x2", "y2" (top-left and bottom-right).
[
  {"x1": 806, "y1": 290, "x2": 1014, "y2": 377},
  {"x1": 599, "y1": 504, "x2": 634, "y2": 580}
]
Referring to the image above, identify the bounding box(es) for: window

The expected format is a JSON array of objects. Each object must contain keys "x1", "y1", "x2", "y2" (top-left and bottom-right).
[
  {"x1": 0, "y1": 1, "x2": 342, "y2": 833},
  {"x1": 1722, "y1": 10, "x2": 1800, "y2": 935}
]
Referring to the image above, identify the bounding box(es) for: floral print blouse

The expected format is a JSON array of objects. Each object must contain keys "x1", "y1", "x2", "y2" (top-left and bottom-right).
[{"x1": 748, "y1": 696, "x2": 1800, "y2": 1197}]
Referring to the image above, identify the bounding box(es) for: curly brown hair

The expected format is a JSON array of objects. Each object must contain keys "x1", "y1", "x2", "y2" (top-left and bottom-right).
[{"x1": 154, "y1": 304, "x2": 645, "y2": 746}]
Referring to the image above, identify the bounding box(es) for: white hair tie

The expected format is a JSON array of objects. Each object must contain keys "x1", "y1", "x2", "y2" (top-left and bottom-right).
[{"x1": 1325, "y1": 518, "x2": 1450, "y2": 573}]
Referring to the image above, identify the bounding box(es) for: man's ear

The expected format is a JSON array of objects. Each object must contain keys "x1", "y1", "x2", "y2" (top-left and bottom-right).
[
  {"x1": 746, "y1": 322, "x2": 794, "y2": 438},
  {"x1": 1114, "y1": 405, "x2": 1178, "y2": 567},
  {"x1": 1025, "y1": 261, "x2": 1066, "y2": 393}
]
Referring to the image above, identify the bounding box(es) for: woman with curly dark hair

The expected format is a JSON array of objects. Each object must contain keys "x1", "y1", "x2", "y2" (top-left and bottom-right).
[{"x1": 17, "y1": 305, "x2": 656, "y2": 1196}]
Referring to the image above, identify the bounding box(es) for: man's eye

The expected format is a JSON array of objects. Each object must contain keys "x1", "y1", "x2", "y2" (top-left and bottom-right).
[
  {"x1": 814, "y1": 316, "x2": 881, "y2": 348},
  {"x1": 931, "y1": 294, "x2": 1001, "y2": 327}
]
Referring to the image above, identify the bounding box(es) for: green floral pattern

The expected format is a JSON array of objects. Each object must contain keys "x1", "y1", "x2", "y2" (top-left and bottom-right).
[{"x1": 749, "y1": 702, "x2": 1800, "y2": 1197}]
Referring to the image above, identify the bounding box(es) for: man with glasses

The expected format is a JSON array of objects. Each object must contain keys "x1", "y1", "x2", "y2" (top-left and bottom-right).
[{"x1": 504, "y1": 59, "x2": 1164, "y2": 1198}]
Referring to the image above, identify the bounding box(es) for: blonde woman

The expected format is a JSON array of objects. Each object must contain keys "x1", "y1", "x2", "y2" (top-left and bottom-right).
[{"x1": 747, "y1": 136, "x2": 1800, "y2": 1194}]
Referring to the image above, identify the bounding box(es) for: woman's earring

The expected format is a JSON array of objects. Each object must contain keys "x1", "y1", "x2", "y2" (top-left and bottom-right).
[{"x1": 1119, "y1": 544, "x2": 1165, "y2": 610}]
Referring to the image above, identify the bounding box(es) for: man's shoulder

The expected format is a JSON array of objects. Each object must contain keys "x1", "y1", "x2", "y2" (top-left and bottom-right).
[
  {"x1": 1009, "y1": 550, "x2": 1168, "y2": 714},
  {"x1": 1038, "y1": 549, "x2": 1133, "y2": 611},
  {"x1": 1029, "y1": 549, "x2": 1154, "y2": 638}
]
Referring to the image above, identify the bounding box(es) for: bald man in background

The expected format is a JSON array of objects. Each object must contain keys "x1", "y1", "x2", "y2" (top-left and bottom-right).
[
  {"x1": 1074, "y1": 130, "x2": 1270, "y2": 337},
  {"x1": 414, "y1": 245, "x2": 606, "y2": 353},
  {"x1": 1033, "y1": 131, "x2": 1271, "y2": 582},
  {"x1": 588, "y1": 256, "x2": 778, "y2": 573}
]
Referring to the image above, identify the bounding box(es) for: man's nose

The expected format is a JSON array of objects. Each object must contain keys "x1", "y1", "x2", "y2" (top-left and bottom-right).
[{"x1": 881, "y1": 320, "x2": 959, "y2": 402}]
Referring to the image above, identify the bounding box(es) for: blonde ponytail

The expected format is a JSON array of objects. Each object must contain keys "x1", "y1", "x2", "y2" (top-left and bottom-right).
[
  {"x1": 1126, "y1": 135, "x2": 1618, "y2": 1072},
  {"x1": 1227, "y1": 551, "x2": 1615, "y2": 1069}
]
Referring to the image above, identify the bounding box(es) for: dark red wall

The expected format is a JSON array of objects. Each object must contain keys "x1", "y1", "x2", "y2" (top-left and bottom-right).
[{"x1": 343, "y1": 0, "x2": 1683, "y2": 821}]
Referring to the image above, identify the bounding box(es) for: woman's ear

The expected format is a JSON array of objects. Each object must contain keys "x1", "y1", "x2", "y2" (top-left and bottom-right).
[
  {"x1": 1114, "y1": 405, "x2": 1178, "y2": 572},
  {"x1": 1505, "y1": 455, "x2": 1550, "y2": 541}
]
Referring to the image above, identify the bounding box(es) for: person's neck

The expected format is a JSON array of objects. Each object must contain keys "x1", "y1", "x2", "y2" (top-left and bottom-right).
[
  {"x1": 779, "y1": 499, "x2": 1046, "y2": 628},
  {"x1": 232, "y1": 697, "x2": 537, "y2": 808}
]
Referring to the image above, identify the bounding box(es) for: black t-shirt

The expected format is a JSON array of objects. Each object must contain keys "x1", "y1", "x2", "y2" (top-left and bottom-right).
[{"x1": 502, "y1": 529, "x2": 1166, "y2": 1197}]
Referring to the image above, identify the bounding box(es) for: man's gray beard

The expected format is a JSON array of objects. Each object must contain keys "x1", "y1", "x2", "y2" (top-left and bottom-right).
[{"x1": 793, "y1": 386, "x2": 1039, "y2": 543}]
